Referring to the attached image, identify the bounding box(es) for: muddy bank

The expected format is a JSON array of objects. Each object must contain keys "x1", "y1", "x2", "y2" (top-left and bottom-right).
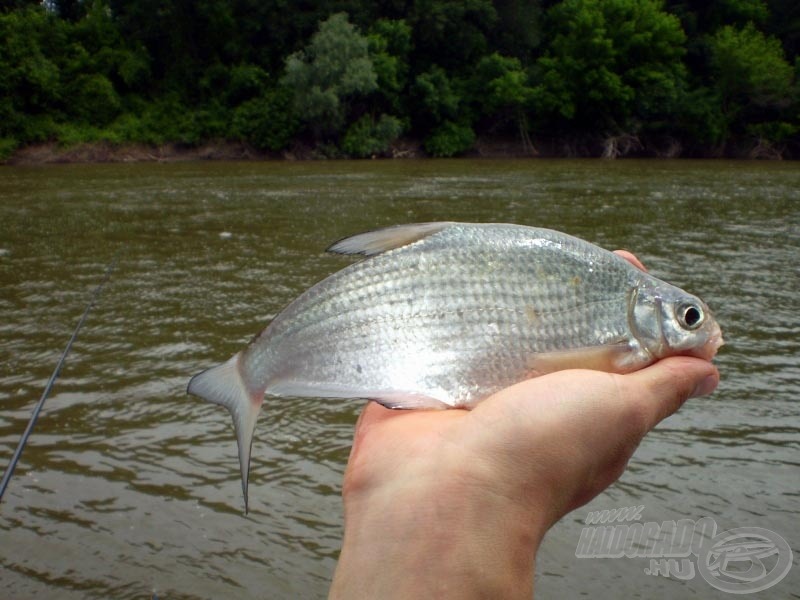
[
  {"x1": 5, "y1": 135, "x2": 794, "y2": 165},
  {"x1": 6, "y1": 141, "x2": 274, "y2": 165},
  {"x1": 5, "y1": 138, "x2": 481, "y2": 164}
]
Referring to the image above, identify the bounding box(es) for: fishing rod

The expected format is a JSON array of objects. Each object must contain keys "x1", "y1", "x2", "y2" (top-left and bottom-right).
[{"x1": 0, "y1": 254, "x2": 118, "y2": 503}]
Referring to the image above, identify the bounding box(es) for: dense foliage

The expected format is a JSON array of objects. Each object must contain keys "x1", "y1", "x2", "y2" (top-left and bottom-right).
[{"x1": 1, "y1": 0, "x2": 798, "y2": 159}]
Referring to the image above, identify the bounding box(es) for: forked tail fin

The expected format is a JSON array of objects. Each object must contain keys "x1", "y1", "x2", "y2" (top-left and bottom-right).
[{"x1": 187, "y1": 353, "x2": 261, "y2": 513}]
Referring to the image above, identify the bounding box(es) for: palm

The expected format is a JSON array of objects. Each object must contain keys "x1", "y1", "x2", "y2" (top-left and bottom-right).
[{"x1": 343, "y1": 252, "x2": 711, "y2": 527}]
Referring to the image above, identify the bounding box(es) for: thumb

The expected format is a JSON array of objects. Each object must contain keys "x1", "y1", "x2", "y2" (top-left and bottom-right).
[{"x1": 618, "y1": 356, "x2": 719, "y2": 431}]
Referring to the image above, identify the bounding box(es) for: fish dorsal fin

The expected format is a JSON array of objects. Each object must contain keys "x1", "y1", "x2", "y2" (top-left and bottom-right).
[{"x1": 327, "y1": 222, "x2": 454, "y2": 256}]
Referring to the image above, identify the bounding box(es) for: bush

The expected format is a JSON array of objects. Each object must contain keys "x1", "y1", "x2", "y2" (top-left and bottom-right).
[
  {"x1": 227, "y1": 64, "x2": 270, "y2": 105},
  {"x1": 747, "y1": 121, "x2": 798, "y2": 145},
  {"x1": 0, "y1": 137, "x2": 18, "y2": 162},
  {"x1": 69, "y1": 73, "x2": 121, "y2": 126},
  {"x1": 103, "y1": 96, "x2": 195, "y2": 145},
  {"x1": 104, "y1": 112, "x2": 147, "y2": 144},
  {"x1": 341, "y1": 114, "x2": 403, "y2": 157},
  {"x1": 54, "y1": 122, "x2": 95, "y2": 146},
  {"x1": 232, "y1": 88, "x2": 299, "y2": 151},
  {"x1": 424, "y1": 121, "x2": 475, "y2": 157},
  {"x1": 191, "y1": 100, "x2": 230, "y2": 140},
  {"x1": 675, "y1": 87, "x2": 727, "y2": 146},
  {"x1": 0, "y1": 98, "x2": 22, "y2": 140},
  {"x1": 15, "y1": 114, "x2": 58, "y2": 144}
]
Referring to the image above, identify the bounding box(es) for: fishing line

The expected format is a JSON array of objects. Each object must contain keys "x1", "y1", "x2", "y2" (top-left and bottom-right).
[{"x1": 0, "y1": 253, "x2": 119, "y2": 503}]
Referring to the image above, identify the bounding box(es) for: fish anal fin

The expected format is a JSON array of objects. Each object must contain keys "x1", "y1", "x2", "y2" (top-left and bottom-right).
[
  {"x1": 326, "y1": 222, "x2": 454, "y2": 256},
  {"x1": 372, "y1": 393, "x2": 451, "y2": 410},
  {"x1": 269, "y1": 379, "x2": 452, "y2": 410}
]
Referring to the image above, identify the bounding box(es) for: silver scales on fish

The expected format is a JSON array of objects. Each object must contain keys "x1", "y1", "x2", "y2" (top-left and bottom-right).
[{"x1": 188, "y1": 222, "x2": 723, "y2": 511}]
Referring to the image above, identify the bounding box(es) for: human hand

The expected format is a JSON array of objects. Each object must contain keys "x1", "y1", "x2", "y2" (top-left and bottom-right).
[{"x1": 329, "y1": 252, "x2": 720, "y2": 599}]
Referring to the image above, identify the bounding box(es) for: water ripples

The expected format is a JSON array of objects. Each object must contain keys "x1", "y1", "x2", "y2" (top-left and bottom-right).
[{"x1": 1, "y1": 160, "x2": 798, "y2": 598}]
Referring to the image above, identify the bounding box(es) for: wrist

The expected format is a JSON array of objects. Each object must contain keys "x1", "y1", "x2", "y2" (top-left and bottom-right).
[{"x1": 330, "y1": 449, "x2": 549, "y2": 599}]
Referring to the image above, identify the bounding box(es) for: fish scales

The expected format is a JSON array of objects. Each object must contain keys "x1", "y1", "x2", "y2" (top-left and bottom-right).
[
  {"x1": 188, "y1": 222, "x2": 723, "y2": 511},
  {"x1": 252, "y1": 224, "x2": 635, "y2": 405},
  {"x1": 269, "y1": 246, "x2": 578, "y2": 392}
]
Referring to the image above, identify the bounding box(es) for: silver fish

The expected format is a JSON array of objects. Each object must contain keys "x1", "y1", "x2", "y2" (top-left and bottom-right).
[{"x1": 188, "y1": 222, "x2": 723, "y2": 510}]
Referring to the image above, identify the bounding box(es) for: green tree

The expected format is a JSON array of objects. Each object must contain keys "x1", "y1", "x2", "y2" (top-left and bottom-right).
[
  {"x1": 410, "y1": 0, "x2": 497, "y2": 71},
  {"x1": 282, "y1": 12, "x2": 377, "y2": 138},
  {"x1": 0, "y1": 7, "x2": 62, "y2": 144},
  {"x1": 0, "y1": 0, "x2": 797, "y2": 158},
  {"x1": 710, "y1": 22, "x2": 794, "y2": 111},
  {"x1": 673, "y1": 86, "x2": 728, "y2": 148},
  {"x1": 531, "y1": 0, "x2": 687, "y2": 137},
  {"x1": 367, "y1": 18, "x2": 412, "y2": 114},
  {"x1": 468, "y1": 52, "x2": 535, "y2": 150},
  {"x1": 489, "y1": 0, "x2": 545, "y2": 61},
  {"x1": 665, "y1": 0, "x2": 769, "y2": 36},
  {"x1": 410, "y1": 64, "x2": 478, "y2": 155},
  {"x1": 708, "y1": 22, "x2": 796, "y2": 151},
  {"x1": 412, "y1": 66, "x2": 462, "y2": 125},
  {"x1": 472, "y1": 53, "x2": 533, "y2": 120},
  {"x1": 766, "y1": 0, "x2": 800, "y2": 59}
]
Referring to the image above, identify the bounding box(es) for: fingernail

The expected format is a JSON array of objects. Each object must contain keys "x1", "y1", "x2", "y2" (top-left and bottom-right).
[{"x1": 690, "y1": 375, "x2": 718, "y2": 398}]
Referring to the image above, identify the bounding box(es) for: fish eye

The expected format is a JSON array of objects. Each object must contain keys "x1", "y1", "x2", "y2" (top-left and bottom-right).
[{"x1": 677, "y1": 303, "x2": 704, "y2": 330}]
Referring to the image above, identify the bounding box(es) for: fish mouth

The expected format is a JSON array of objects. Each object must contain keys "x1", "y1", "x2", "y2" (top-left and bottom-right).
[{"x1": 687, "y1": 322, "x2": 724, "y2": 361}]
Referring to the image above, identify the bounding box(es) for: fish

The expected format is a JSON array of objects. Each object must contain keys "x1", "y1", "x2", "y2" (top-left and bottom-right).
[{"x1": 188, "y1": 222, "x2": 723, "y2": 511}]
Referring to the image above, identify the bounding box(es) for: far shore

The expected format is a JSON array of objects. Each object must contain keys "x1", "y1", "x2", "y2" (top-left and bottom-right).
[{"x1": 4, "y1": 136, "x2": 796, "y2": 165}]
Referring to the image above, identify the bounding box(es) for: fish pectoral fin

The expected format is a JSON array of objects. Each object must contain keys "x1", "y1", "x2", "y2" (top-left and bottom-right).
[
  {"x1": 528, "y1": 342, "x2": 633, "y2": 376},
  {"x1": 326, "y1": 222, "x2": 455, "y2": 256}
]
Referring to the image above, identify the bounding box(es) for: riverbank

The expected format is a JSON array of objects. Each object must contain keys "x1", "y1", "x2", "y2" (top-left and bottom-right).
[
  {"x1": 4, "y1": 135, "x2": 795, "y2": 165},
  {"x1": 5, "y1": 141, "x2": 274, "y2": 165},
  {"x1": 4, "y1": 138, "x2": 534, "y2": 165}
]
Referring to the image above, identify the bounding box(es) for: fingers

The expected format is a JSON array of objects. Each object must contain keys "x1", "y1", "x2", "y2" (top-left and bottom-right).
[
  {"x1": 614, "y1": 250, "x2": 647, "y2": 272},
  {"x1": 618, "y1": 356, "x2": 719, "y2": 432}
]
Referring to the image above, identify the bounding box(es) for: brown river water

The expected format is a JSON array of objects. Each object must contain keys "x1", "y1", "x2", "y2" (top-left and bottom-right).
[{"x1": 0, "y1": 159, "x2": 798, "y2": 598}]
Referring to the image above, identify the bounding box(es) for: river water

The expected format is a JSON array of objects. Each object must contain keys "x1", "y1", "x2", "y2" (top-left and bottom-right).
[{"x1": 0, "y1": 159, "x2": 798, "y2": 599}]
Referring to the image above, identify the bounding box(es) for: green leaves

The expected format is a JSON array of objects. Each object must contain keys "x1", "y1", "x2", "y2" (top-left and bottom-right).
[
  {"x1": 232, "y1": 89, "x2": 299, "y2": 152},
  {"x1": 424, "y1": 121, "x2": 476, "y2": 157},
  {"x1": 0, "y1": 0, "x2": 798, "y2": 158},
  {"x1": 367, "y1": 19, "x2": 411, "y2": 113},
  {"x1": 710, "y1": 22, "x2": 794, "y2": 108},
  {"x1": 283, "y1": 13, "x2": 377, "y2": 136},
  {"x1": 69, "y1": 74, "x2": 121, "y2": 125},
  {"x1": 531, "y1": 0, "x2": 687, "y2": 133},
  {"x1": 474, "y1": 53, "x2": 533, "y2": 114},
  {"x1": 342, "y1": 114, "x2": 404, "y2": 157},
  {"x1": 411, "y1": 0, "x2": 497, "y2": 71},
  {"x1": 413, "y1": 67, "x2": 462, "y2": 124}
]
